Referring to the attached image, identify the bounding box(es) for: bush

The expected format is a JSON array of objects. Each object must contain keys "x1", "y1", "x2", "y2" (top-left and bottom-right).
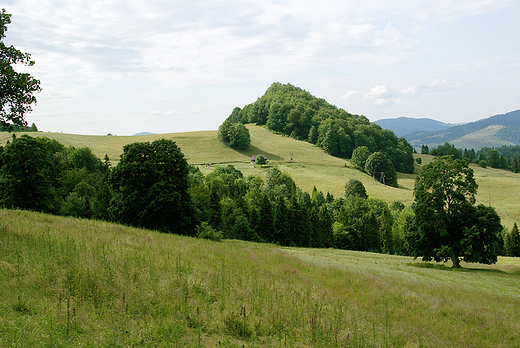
[
  {"x1": 344, "y1": 179, "x2": 368, "y2": 199},
  {"x1": 416, "y1": 157, "x2": 422, "y2": 164},
  {"x1": 255, "y1": 155, "x2": 267, "y2": 165},
  {"x1": 350, "y1": 146, "x2": 371, "y2": 170},
  {"x1": 196, "y1": 222, "x2": 223, "y2": 241}
]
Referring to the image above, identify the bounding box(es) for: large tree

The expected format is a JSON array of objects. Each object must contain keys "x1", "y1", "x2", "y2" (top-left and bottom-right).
[
  {"x1": 108, "y1": 139, "x2": 197, "y2": 235},
  {"x1": 0, "y1": 135, "x2": 61, "y2": 213},
  {"x1": 364, "y1": 151, "x2": 397, "y2": 187},
  {"x1": 409, "y1": 156, "x2": 502, "y2": 267},
  {"x1": 0, "y1": 9, "x2": 41, "y2": 129}
]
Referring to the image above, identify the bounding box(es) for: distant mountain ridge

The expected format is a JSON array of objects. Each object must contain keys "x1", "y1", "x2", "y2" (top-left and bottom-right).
[
  {"x1": 404, "y1": 110, "x2": 520, "y2": 149},
  {"x1": 374, "y1": 117, "x2": 454, "y2": 137},
  {"x1": 376, "y1": 110, "x2": 520, "y2": 150}
]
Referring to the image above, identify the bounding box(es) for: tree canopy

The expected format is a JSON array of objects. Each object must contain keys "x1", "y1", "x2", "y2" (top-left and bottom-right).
[
  {"x1": 220, "y1": 83, "x2": 414, "y2": 173},
  {"x1": 0, "y1": 9, "x2": 41, "y2": 129},
  {"x1": 364, "y1": 151, "x2": 398, "y2": 187},
  {"x1": 218, "y1": 119, "x2": 251, "y2": 150},
  {"x1": 409, "y1": 156, "x2": 502, "y2": 267},
  {"x1": 108, "y1": 139, "x2": 197, "y2": 235}
]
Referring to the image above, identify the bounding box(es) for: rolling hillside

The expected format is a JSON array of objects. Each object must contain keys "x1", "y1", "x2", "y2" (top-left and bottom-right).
[
  {"x1": 405, "y1": 110, "x2": 520, "y2": 150},
  {"x1": 1, "y1": 125, "x2": 520, "y2": 228},
  {"x1": 1, "y1": 210, "x2": 520, "y2": 347}
]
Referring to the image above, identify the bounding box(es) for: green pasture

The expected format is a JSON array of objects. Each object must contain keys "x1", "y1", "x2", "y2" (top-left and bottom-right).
[{"x1": 1, "y1": 210, "x2": 520, "y2": 347}]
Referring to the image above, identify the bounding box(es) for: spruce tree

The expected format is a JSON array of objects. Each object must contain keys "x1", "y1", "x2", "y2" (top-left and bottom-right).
[{"x1": 511, "y1": 223, "x2": 520, "y2": 257}]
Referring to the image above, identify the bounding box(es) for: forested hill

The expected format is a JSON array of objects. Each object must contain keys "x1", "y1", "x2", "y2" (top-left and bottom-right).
[
  {"x1": 224, "y1": 82, "x2": 415, "y2": 174},
  {"x1": 405, "y1": 110, "x2": 520, "y2": 148}
]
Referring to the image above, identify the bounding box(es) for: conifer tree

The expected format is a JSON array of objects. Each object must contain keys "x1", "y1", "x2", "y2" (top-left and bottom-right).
[{"x1": 511, "y1": 223, "x2": 520, "y2": 257}]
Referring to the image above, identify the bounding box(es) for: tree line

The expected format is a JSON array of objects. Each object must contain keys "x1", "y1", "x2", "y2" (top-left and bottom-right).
[
  {"x1": 421, "y1": 142, "x2": 520, "y2": 173},
  {"x1": 1, "y1": 135, "x2": 518, "y2": 265},
  {"x1": 219, "y1": 83, "x2": 415, "y2": 179}
]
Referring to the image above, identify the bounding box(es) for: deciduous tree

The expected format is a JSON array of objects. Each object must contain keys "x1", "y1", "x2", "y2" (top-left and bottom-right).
[
  {"x1": 0, "y1": 9, "x2": 41, "y2": 129},
  {"x1": 108, "y1": 139, "x2": 197, "y2": 235},
  {"x1": 409, "y1": 156, "x2": 502, "y2": 267}
]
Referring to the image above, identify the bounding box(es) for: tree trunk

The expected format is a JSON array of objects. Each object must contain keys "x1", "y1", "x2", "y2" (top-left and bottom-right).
[{"x1": 452, "y1": 254, "x2": 461, "y2": 268}]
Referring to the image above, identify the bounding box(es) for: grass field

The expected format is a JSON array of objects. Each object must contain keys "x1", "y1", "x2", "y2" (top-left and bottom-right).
[
  {"x1": 1, "y1": 209, "x2": 520, "y2": 347},
  {"x1": 1, "y1": 125, "x2": 519, "y2": 228}
]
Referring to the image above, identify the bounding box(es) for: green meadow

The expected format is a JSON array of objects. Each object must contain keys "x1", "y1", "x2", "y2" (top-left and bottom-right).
[
  {"x1": 2, "y1": 125, "x2": 519, "y2": 228},
  {"x1": 1, "y1": 210, "x2": 520, "y2": 347}
]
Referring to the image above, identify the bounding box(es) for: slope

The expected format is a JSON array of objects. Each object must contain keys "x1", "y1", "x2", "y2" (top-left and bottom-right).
[{"x1": 1, "y1": 209, "x2": 520, "y2": 347}]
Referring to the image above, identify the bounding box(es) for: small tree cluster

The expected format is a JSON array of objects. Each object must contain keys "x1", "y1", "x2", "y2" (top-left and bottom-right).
[{"x1": 218, "y1": 119, "x2": 251, "y2": 150}]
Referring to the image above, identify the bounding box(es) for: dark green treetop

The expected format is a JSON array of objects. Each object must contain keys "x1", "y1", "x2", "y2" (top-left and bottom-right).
[
  {"x1": 108, "y1": 139, "x2": 197, "y2": 235},
  {"x1": 344, "y1": 179, "x2": 368, "y2": 199}
]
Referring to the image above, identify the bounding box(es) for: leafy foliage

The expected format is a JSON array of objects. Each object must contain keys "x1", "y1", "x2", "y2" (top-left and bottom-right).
[
  {"x1": 0, "y1": 135, "x2": 60, "y2": 213},
  {"x1": 344, "y1": 179, "x2": 368, "y2": 199},
  {"x1": 364, "y1": 152, "x2": 397, "y2": 187},
  {"x1": 350, "y1": 146, "x2": 371, "y2": 170},
  {"x1": 108, "y1": 139, "x2": 197, "y2": 235},
  {"x1": 218, "y1": 119, "x2": 250, "y2": 150},
  {"x1": 0, "y1": 9, "x2": 41, "y2": 129},
  {"x1": 409, "y1": 156, "x2": 502, "y2": 267}
]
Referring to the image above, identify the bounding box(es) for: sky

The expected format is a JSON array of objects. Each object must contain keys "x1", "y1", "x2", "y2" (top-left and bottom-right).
[{"x1": 3, "y1": 0, "x2": 520, "y2": 135}]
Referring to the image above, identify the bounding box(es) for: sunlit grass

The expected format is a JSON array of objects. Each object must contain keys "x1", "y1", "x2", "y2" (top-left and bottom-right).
[{"x1": 1, "y1": 209, "x2": 520, "y2": 347}]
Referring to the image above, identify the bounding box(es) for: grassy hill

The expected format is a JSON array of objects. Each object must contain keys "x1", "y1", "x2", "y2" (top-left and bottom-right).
[
  {"x1": 1, "y1": 209, "x2": 520, "y2": 347},
  {"x1": 408, "y1": 124, "x2": 517, "y2": 150},
  {"x1": 2, "y1": 125, "x2": 520, "y2": 228}
]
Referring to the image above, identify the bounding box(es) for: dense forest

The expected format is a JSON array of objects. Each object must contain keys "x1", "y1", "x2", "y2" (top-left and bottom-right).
[
  {"x1": 220, "y1": 83, "x2": 415, "y2": 177},
  {"x1": 1, "y1": 134, "x2": 519, "y2": 258},
  {"x1": 422, "y1": 142, "x2": 520, "y2": 172}
]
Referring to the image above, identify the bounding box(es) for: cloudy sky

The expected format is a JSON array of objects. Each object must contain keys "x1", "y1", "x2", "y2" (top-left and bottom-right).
[{"x1": 4, "y1": 0, "x2": 520, "y2": 135}]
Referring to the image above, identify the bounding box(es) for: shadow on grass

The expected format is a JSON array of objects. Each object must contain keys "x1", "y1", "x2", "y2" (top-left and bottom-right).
[
  {"x1": 408, "y1": 262, "x2": 453, "y2": 271},
  {"x1": 234, "y1": 144, "x2": 285, "y2": 162},
  {"x1": 409, "y1": 262, "x2": 520, "y2": 275}
]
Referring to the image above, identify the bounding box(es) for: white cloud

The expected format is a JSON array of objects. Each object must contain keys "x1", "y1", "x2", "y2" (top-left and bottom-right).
[
  {"x1": 341, "y1": 90, "x2": 359, "y2": 99},
  {"x1": 400, "y1": 86, "x2": 417, "y2": 96},
  {"x1": 3, "y1": 0, "x2": 519, "y2": 134},
  {"x1": 375, "y1": 98, "x2": 402, "y2": 107},
  {"x1": 365, "y1": 85, "x2": 393, "y2": 99}
]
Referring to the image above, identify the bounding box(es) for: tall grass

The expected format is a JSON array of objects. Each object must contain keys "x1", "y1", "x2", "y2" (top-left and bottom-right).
[{"x1": 1, "y1": 209, "x2": 520, "y2": 347}]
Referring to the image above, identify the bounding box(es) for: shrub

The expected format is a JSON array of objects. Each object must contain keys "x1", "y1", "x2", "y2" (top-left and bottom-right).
[
  {"x1": 196, "y1": 222, "x2": 223, "y2": 241},
  {"x1": 255, "y1": 155, "x2": 267, "y2": 165}
]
